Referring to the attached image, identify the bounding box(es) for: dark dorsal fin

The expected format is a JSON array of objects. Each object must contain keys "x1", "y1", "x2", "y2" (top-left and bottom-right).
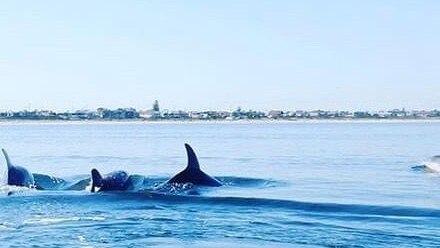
[
  {"x1": 185, "y1": 143, "x2": 200, "y2": 170},
  {"x1": 91, "y1": 168, "x2": 103, "y2": 193},
  {"x1": 1, "y1": 149, "x2": 12, "y2": 168},
  {"x1": 166, "y1": 144, "x2": 222, "y2": 187}
]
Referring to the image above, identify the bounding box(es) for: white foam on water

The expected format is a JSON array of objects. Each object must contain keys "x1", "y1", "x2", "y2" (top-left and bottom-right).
[
  {"x1": 23, "y1": 216, "x2": 106, "y2": 226},
  {"x1": 78, "y1": 235, "x2": 94, "y2": 248},
  {"x1": 0, "y1": 152, "x2": 8, "y2": 186},
  {"x1": 23, "y1": 217, "x2": 81, "y2": 225},
  {"x1": 0, "y1": 185, "x2": 32, "y2": 196},
  {"x1": 83, "y1": 216, "x2": 105, "y2": 221},
  {"x1": 85, "y1": 182, "x2": 95, "y2": 192},
  {"x1": 422, "y1": 156, "x2": 440, "y2": 173},
  {"x1": 422, "y1": 161, "x2": 440, "y2": 173},
  {"x1": 0, "y1": 221, "x2": 16, "y2": 231}
]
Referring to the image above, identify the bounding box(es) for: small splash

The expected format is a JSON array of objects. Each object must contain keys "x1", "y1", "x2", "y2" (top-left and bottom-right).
[
  {"x1": 0, "y1": 154, "x2": 7, "y2": 186},
  {"x1": 0, "y1": 185, "x2": 33, "y2": 196},
  {"x1": 416, "y1": 156, "x2": 440, "y2": 173},
  {"x1": 0, "y1": 222, "x2": 15, "y2": 231},
  {"x1": 153, "y1": 182, "x2": 199, "y2": 195},
  {"x1": 85, "y1": 182, "x2": 94, "y2": 192},
  {"x1": 77, "y1": 235, "x2": 94, "y2": 248},
  {"x1": 421, "y1": 162, "x2": 440, "y2": 173}
]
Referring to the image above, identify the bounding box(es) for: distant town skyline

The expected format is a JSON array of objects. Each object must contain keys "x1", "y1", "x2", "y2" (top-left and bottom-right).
[
  {"x1": 1, "y1": 1, "x2": 439, "y2": 111},
  {"x1": 1, "y1": 103, "x2": 439, "y2": 121}
]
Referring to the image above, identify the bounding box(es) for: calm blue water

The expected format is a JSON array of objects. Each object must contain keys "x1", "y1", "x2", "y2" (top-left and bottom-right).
[{"x1": 0, "y1": 122, "x2": 439, "y2": 247}]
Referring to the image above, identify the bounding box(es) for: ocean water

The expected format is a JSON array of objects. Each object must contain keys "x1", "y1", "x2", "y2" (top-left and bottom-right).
[{"x1": 0, "y1": 122, "x2": 439, "y2": 247}]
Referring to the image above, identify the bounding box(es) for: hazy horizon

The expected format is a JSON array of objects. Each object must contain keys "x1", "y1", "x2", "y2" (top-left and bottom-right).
[{"x1": 1, "y1": 1, "x2": 439, "y2": 111}]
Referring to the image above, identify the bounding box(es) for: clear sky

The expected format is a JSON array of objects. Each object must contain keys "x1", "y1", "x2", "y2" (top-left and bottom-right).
[{"x1": 0, "y1": 1, "x2": 439, "y2": 111}]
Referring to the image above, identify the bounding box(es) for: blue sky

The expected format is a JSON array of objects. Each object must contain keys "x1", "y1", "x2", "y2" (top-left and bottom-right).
[{"x1": 0, "y1": 1, "x2": 439, "y2": 111}]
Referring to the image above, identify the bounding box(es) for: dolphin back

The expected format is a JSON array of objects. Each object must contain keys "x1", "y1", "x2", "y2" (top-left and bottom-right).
[
  {"x1": 91, "y1": 169, "x2": 130, "y2": 192},
  {"x1": 168, "y1": 169, "x2": 221, "y2": 186},
  {"x1": 8, "y1": 165, "x2": 35, "y2": 187}
]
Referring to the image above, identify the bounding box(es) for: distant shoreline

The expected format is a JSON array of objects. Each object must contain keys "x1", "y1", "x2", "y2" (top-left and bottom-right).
[{"x1": 0, "y1": 119, "x2": 440, "y2": 125}]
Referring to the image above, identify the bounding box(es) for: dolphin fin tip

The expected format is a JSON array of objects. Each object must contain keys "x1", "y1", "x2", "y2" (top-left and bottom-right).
[
  {"x1": 184, "y1": 143, "x2": 200, "y2": 170},
  {"x1": 1, "y1": 148, "x2": 11, "y2": 167}
]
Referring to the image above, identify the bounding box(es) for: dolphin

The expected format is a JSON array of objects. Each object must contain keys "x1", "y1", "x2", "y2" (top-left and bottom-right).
[
  {"x1": 91, "y1": 169, "x2": 144, "y2": 192},
  {"x1": 166, "y1": 144, "x2": 222, "y2": 187},
  {"x1": 1, "y1": 149, "x2": 35, "y2": 188}
]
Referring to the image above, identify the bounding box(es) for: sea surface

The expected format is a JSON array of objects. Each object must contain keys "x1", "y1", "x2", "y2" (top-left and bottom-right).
[{"x1": 0, "y1": 122, "x2": 439, "y2": 247}]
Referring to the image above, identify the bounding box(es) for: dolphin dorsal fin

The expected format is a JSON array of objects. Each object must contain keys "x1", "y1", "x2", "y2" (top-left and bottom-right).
[
  {"x1": 91, "y1": 168, "x2": 103, "y2": 193},
  {"x1": 1, "y1": 149, "x2": 12, "y2": 168},
  {"x1": 185, "y1": 144, "x2": 200, "y2": 170}
]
